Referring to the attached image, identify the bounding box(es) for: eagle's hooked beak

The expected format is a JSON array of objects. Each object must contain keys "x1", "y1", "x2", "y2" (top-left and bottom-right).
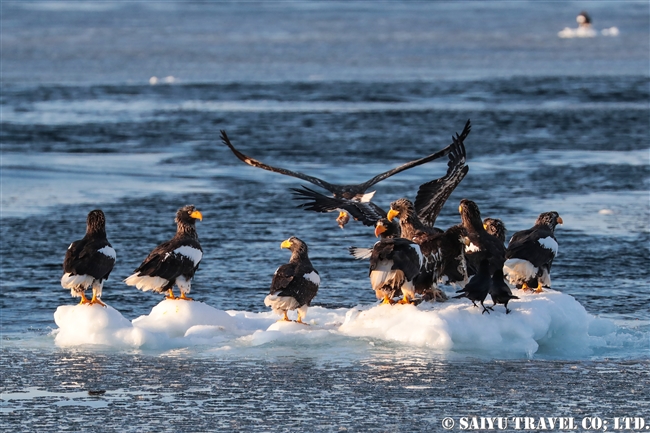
[
  {"x1": 190, "y1": 210, "x2": 203, "y2": 221},
  {"x1": 387, "y1": 209, "x2": 400, "y2": 222}
]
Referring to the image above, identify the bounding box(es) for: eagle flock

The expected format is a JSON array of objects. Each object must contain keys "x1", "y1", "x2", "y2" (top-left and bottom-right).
[{"x1": 61, "y1": 120, "x2": 562, "y2": 323}]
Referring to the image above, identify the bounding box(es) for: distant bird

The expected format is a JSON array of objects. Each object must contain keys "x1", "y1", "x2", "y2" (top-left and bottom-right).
[
  {"x1": 265, "y1": 237, "x2": 320, "y2": 323},
  {"x1": 350, "y1": 218, "x2": 424, "y2": 304},
  {"x1": 61, "y1": 209, "x2": 116, "y2": 307},
  {"x1": 483, "y1": 218, "x2": 507, "y2": 244},
  {"x1": 577, "y1": 11, "x2": 592, "y2": 27},
  {"x1": 125, "y1": 205, "x2": 203, "y2": 301},
  {"x1": 458, "y1": 199, "x2": 506, "y2": 278},
  {"x1": 454, "y1": 259, "x2": 492, "y2": 314},
  {"x1": 488, "y1": 268, "x2": 519, "y2": 314},
  {"x1": 503, "y1": 211, "x2": 563, "y2": 292},
  {"x1": 221, "y1": 120, "x2": 470, "y2": 228}
]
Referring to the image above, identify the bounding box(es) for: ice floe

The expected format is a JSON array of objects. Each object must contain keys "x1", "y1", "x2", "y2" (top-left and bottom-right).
[{"x1": 52, "y1": 289, "x2": 644, "y2": 359}]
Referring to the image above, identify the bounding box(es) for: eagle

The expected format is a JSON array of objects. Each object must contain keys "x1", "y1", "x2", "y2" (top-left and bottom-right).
[
  {"x1": 349, "y1": 218, "x2": 424, "y2": 305},
  {"x1": 125, "y1": 205, "x2": 203, "y2": 301},
  {"x1": 458, "y1": 199, "x2": 506, "y2": 278},
  {"x1": 503, "y1": 211, "x2": 563, "y2": 292},
  {"x1": 221, "y1": 120, "x2": 470, "y2": 227},
  {"x1": 61, "y1": 209, "x2": 116, "y2": 307},
  {"x1": 384, "y1": 134, "x2": 470, "y2": 298},
  {"x1": 483, "y1": 217, "x2": 507, "y2": 244},
  {"x1": 265, "y1": 237, "x2": 320, "y2": 324}
]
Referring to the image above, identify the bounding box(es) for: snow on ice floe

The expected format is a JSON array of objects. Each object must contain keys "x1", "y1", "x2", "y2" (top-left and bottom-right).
[{"x1": 52, "y1": 290, "x2": 634, "y2": 359}]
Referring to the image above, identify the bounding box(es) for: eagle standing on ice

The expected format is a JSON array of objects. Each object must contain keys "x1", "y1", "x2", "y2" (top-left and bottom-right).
[
  {"x1": 265, "y1": 237, "x2": 320, "y2": 324},
  {"x1": 503, "y1": 211, "x2": 563, "y2": 292},
  {"x1": 61, "y1": 209, "x2": 116, "y2": 307},
  {"x1": 125, "y1": 205, "x2": 203, "y2": 300},
  {"x1": 349, "y1": 218, "x2": 424, "y2": 305}
]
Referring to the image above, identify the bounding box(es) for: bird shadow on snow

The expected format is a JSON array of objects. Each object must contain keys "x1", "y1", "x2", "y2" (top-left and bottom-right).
[{"x1": 51, "y1": 290, "x2": 638, "y2": 360}]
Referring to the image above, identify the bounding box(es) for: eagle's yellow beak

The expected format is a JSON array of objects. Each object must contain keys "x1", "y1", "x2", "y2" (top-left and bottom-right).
[
  {"x1": 190, "y1": 210, "x2": 203, "y2": 221},
  {"x1": 281, "y1": 239, "x2": 292, "y2": 249},
  {"x1": 458, "y1": 204, "x2": 463, "y2": 214},
  {"x1": 387, "y1": 209, "x2": 400, "y2": 222},
  {"x1": 557, "y1": 216, "x2": 564, "y2": 225},
  {"x1": 374, "y1": 224, "x2": 387, "y2": 238}
]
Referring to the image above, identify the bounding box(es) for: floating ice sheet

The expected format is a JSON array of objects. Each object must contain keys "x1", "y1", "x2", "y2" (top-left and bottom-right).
[{"x1": 51, "y1": 289, "x2": 644, "y2": 360}]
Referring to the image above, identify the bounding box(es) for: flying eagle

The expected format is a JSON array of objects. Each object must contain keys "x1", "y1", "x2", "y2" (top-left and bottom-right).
[{"x1": 221, "y1": 120, "x2": 470, "y2": 227}]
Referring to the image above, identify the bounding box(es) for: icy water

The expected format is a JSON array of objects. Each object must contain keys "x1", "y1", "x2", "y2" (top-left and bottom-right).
[{"x1": 2, "y1": 2, "x2": 649, "y2": 431}]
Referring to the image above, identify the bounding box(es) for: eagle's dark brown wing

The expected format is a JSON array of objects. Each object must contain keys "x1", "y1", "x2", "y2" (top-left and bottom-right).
[
  {"x1": 356, "y1": 119, "x2": 471, "y2": 194},
  {"x1": 220, "y1": 130, "x2": 337, "y2": 193},
  {"x1": 220, "y1": 119, "x2": 470, "y2": 200},
  {"x1": 414, "y1": 130, "x2": 469, "y2": 227}
]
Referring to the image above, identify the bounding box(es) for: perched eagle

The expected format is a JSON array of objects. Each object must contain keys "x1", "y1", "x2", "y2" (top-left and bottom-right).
[
  {"x1": 125, "y1": 205, "x2": 203, "y2": 301},
  {"x1": 483, "y1": 217, "x2": 507, "y2": 244},
  {"x1": 458, "y1": 199, "x2": 506, "y2": 278},
  {"x1": 458, "y1": 201, "x2": 520, "y2": 313},
  {"x1": 383, "y1": 134, "x2": 470, "y2": 299},
  {"x1": 265, "y1": 237, "x2": 320, "y2": 324},
  {"x1": 61, "y1": 209, "x2": 116, "y2": 307},
  {"x1": 349, "y1": 218, "x2": 424, "y2": 305},
  {"x1": 503, "y1": 211, "x2": 563, "y2": 292},
  {"x1": 221, "y1": 120, "x2": 470, "y2": 228}
]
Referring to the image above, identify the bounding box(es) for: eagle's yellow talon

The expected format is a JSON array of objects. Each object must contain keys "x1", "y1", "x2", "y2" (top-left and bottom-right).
[
  {"x1": 397, "y1": 295, "x2": 412, "y2": 305},
  {"x1": 89, "y1": 293, "x2": 106, "y2": 307},
  {"x1": 276, "y1": 311, "x2": 291, "y2": 322}
]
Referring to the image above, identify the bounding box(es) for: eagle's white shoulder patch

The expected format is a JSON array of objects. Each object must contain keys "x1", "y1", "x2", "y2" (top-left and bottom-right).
[
  {"x1": 303, "y1": 271, "x2": 320, "y2": 286},
  {"x1": 98, "y1": 245, "x2": 116, "y2": 259},
  {"x1": 173, "y1": 245, "x2": 203, "y2": 266},
  {"x1": 538, "y1": 236, "x2": 558, "y2": 255}
]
